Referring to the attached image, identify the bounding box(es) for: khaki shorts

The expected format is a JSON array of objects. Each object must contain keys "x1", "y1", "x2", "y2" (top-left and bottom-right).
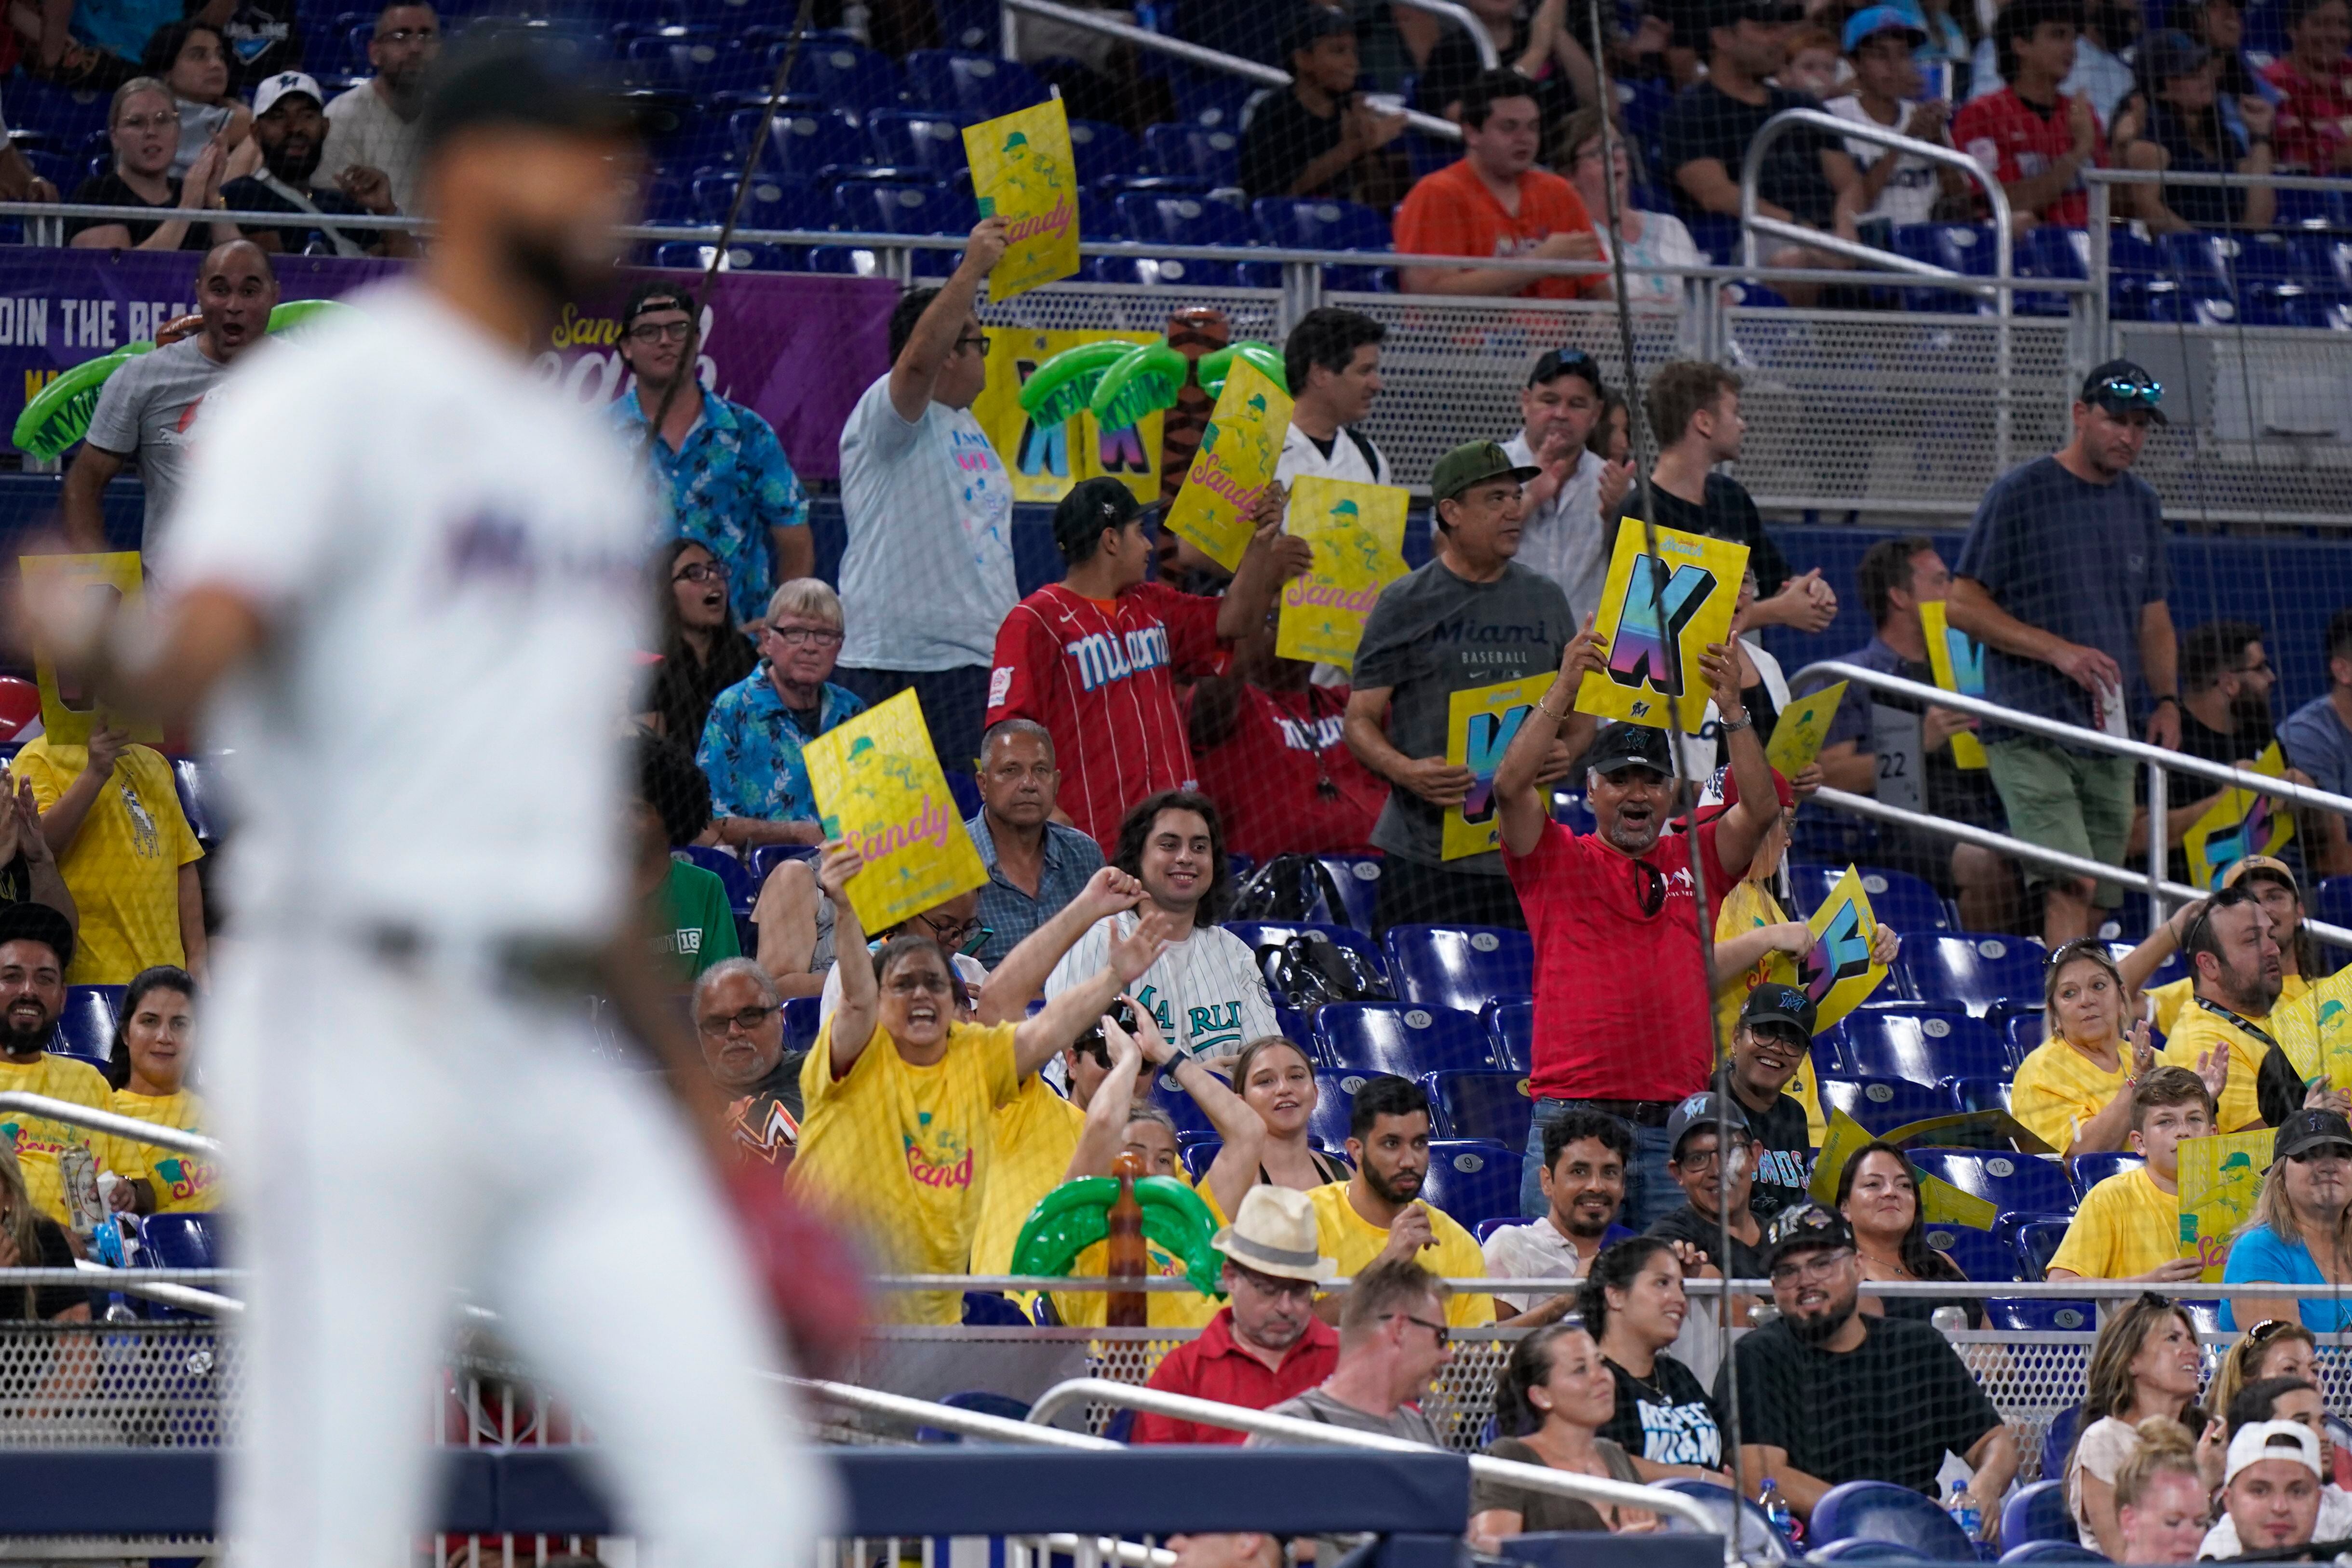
[{"x1": 1984, "y1": 737, "x2": 2137, "y2": 908}]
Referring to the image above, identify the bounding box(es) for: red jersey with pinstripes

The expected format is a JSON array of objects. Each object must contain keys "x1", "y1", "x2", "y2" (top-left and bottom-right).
[{"x1": 985, "y1": 581, "x2": 1230, "y2": 852}]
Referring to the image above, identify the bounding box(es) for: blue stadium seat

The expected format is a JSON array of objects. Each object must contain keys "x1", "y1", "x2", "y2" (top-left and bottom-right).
[
  {"x1": 2232, "y1": 228, "x2": 2324, "y2": 282},
  {"x1": 171, "y1": 757, "x2": 217, "y2": 846},
  {"x1": 1169, "y1": 74, "x2": 1258, "y2": 130},
  {"x1": 139, "y1": 1211, "x2": 218, "y2": 1269},
  {"x1": 1986, "y1": 1297, "x2": 2094, "y2": 1333},
  {"x1": 2017, "y1": 225, "x2": 2088, "y2": 316},
  {"x1": 1315, "y1": 1004, "x2": 1494, "y2": 1076},
  {"x1": 2243, "y1": 282, "x2": 2352, "y2": 329},
  {"x1": 804, "y1": 245, "x2": 885, "y2": 276},
  {"x1": 623, "y1": 31, "x2": 761, "y2": 94},
  {"x1": 1145, "y1": 122, "x2": 1241, "y2": 184},
  {"x1": 2070, "y1": 1151, "x2": 2144, "y2": 1201},
  {"x1": 750, "y1": 844, "x2": 820, "y2": 885},
  {"x1": 1998, "y1": 1544, "x2": 2105, "y2": 1563},
  {"x1": 782, "y1": 39, "x2": 902, "y2": 119},
  {"x1": 1812, "y1": 1480, "x2": 1976, "y2": 1559},
  {"x1": 1425, "y1": 1071, "x2": 1533, "y2": 1146},
  {"x1": 1416, "y1": 1139, "x2": 1522, "y2": 1226},
  {"x1": 651, "y1": 240, "x2": 797, "y2": 272},
  {"x1": 1908, "y1": 1149, "x2": 2076, "y2": 1224},
  {"x1": 2129, "y1": 278, "x2": 2240, "y2": 325},
  {"x1": 2163, "y1": 230, "x2": 2237, "y2": 293},
  {"x1": 961, "y1": 1291, "x2": 1029, "y2": 1326},
  {"x1": 2318, "y1": 876, "x2": 2352, "y2": 940},
  {"x1": 2000, "y1": 1011, "x2": 2048, "y2": 1067},
  {"x1": 1306, "y1": 1069, "x2": 1380, "y2": 1149},
  {"x1": 2000, "y1": 1479, "x2": 2078, "y2": 1547},
  {"x1": 1920, "y1": 1218, "x2": 2015, "y2": 1283},
  {"x1": 1810, "y1": 1541, "x2": 1935, "y2": 1563},
  {"x1": 1382, "y1": 925, "x2": 1534, "y2": 1012},
  {"x1": 902, "y1": 50, "x2": 1045, "y2": 121},
  {"x1": 1896, "y1": 933, "x2": 2044, "y2": 1016},
  {"x1": 1147, "y1": 1065, "x2": 1222, "y2": 1138},
  {"x1": 734, "y1": 106, "x2": 868, "y2": 176},
  {"x1": 1948, "y1": 1076, "x2": 2011, "y2": 1118},
  {"x1": 2010, "y1": 1213, "x2": 2073, "y2": 1279},
  {"x1": 782, "y1": 996, "x2": 820, "y2": 1054},
  {"x1": 1831, "y1": 1006, "x2": 2008, "y2": 1084},
  {"x1": 1225, "y1": 918, "x2": 1386, "y2": 975},
  {"x1": 2041, "y1": 1403, "x2": 2084, "y2": 1478},
  {"x1": 1816, "y1": 1073, "x2": 1954, "y2": 1136},
  {"x1": 1890, "y1": 221, "x2": 1999, "y2": 313},
  {"x1": 1786, "y1": 863, "x2": 1951, "y2": 931},
  {"x1": 2276, "y1": 185, "x2": 2351, "y2": 230},
  {"x1": 1317, "y1": 854, "x2": 1384, "y2": 933},
  {"x1": 1114, "y1": 190, "x2": 1253, "y2": 249},
  {"x1": 1067, "y1": 119, "x2": 1145, "y2": 185},
  {"x1": 1180, "y1": 1137, "x2": 1222, "y2": 1181},
  {"x1": 915, "y1": 1389, "x2": 1034, "y2": 1441},
  {"x1": 1252, "y1": 195, "x2": 1390, "y2": 252},
  {"x1": 934, "y1": 0, "x2": 1000, "y2": 50},
  {"x1": 833, "y1": 179, "x2": 968, "y2": 236},
  {"x1": 864, "y1": 107, "x2": 971, "y2": 179},
  {"x1": 672, "y1": 846, "x2": 756, "y2": 912},
  {"x1": 1086, "y1": 255, "x2": 1258, "y2": 287},
  {"x1": 1485, "y1": 999, "x2": 1533, "y2": 1072}
]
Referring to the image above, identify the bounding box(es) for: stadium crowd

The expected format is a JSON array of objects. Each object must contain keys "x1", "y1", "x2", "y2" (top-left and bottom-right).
[{"x1": 3, "y1": 3, "x2": 2352, "y2": 1560}]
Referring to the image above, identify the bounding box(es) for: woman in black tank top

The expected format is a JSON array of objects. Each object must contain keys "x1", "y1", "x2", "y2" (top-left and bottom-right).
[{"x1": 1232, "y1": 1037, "x2": 1353, "y2": 1191}]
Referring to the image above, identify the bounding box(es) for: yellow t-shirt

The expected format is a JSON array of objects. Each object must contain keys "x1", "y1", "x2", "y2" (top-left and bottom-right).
[
  {"x1": 1712, "y1": 880, "x2": 1827, "y2": 1144},
  {"x1": 2045, "y1": 1166, "x2": 2180, "y2": 1280},
  {"x1": 0, "y1": 1052, "x2": 112, "y2": 1223},
  {"x1": 966, "y1": 1074, "x2": 1087, "y2": 1280},
  {"x1": 2148, "y1": 973, "x2": 2307, "y2": 1039},
  {"x1": 1053, "y1": 1176, "x2": 1227, "y2": 1329},
  {"x1": 2162, "y1": 1005, "x2": 2273, "y2": 1134},
  {"x1": 792, "y1": 1017, "x2": 1021, "y2": 1325},
  {"x1": 94, "y1": 1089, "x2": 217, "y2": 1214},
  {"x1": 1306, "y1": 1180, "x2": 1496, "y2": 1326},
  {"x1": 16, "y1": 738, "x2": 203, "y2": 987},
  {"x1": 2010, "y1": 1038, "x2": 2130, "y2": 1154}
]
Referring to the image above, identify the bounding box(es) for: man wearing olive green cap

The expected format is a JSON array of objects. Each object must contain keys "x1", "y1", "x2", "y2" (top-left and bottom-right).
[{"x1": 1340, "y1": 440, "x2": 1580, "y2": 933}]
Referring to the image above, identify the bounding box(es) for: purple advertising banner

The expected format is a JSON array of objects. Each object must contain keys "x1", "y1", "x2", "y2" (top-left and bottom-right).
[{"x1": 0, "y1": 249, "x2": 896, "y2": 478}]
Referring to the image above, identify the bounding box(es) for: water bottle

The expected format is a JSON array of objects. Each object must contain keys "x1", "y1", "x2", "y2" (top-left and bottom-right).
[
  {"x1": 1759, "y1": 1477, "x2": 1803, "y2": 1550},
  {"x1": 1947, "y1": 1481, "x2": 1983, "y2": 1545}
]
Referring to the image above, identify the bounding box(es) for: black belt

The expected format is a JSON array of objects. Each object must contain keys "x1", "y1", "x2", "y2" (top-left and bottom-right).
[{"x1": 1574, "y1": 1099, "x2": 1680, "y2": 1127}]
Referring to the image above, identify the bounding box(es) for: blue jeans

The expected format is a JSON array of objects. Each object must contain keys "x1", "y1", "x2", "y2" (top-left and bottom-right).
[{"x1": 1522, "y1": 1097, "x2": 1680, "y2": 1231}]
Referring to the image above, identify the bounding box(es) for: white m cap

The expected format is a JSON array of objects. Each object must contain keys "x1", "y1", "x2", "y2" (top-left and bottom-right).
[
  {"x1": 2227, "y1": 1421, "x2": 2323, "y2": 1485},
  {"x1": 253, "y1": 71, "x2": 325, "y2": 118}
]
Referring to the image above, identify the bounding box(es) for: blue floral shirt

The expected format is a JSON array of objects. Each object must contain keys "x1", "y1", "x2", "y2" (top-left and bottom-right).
[
  {"x1": 696, "y1": 668, "x2": 866, "y2": 824},
  {"x1": 611, "y1": 388, "x2": 809, "y2": 628}
]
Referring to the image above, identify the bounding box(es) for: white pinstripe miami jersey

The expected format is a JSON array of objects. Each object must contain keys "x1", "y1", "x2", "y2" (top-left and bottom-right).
[
  {"x1": 1043, "y1": 910, "x2": 1279, "y2": 1062},
  {"x1": 984, "y1": 582, "x2": 1229, "y2": 851}
]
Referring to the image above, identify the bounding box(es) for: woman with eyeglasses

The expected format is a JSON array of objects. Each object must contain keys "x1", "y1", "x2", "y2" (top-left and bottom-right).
[
  {"x1": 792, "y1": 839, "x2": 1171, "y2": 1323},
  {"x1": 1833, "y1": 1141, "x2": 1982, "y2": 1328},
  {"x1": 1556, "y1": 107, "x2": 1701, "y2": 312},
  {"x1": 1579, "y1": 1238, "x2": 1733, "y2": 1483},
  {"x1": 2221, "y1": 1110, "x2": 2352, "y2": 1333},
  {"x1": 643, "y1": 539, "x2": 755, "y2": 748},
  {"x1": 696, "y1": 577, "x2": 864, "y2": 855},
  {"x1": 1469, "y1": 1322, "x2": 1655, "y2": 1547},
  {"x1": 2069, "y1": 1292, "x2": 2207, "y2": 1557},
  {"x1": 67, "y1": 75, "x2": 242, "y2": 251}
]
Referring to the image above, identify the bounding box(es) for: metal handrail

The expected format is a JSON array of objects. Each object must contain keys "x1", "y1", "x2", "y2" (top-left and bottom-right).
[
  {"x1": 1387, "y1": 0, "x2": 1501, "y2": 70},
  {"x1": 787, "y1": 1374, "x2": 1122, "y2": 1448},
  {"x1": 0, "y1": 1091, "x2": 220, "y2": 1157},
  {"x1": 1022, "y1": 1376, "x2": 1733, "y2": 1558}
]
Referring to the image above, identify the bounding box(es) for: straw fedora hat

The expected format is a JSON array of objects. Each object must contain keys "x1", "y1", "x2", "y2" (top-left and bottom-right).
[{"x1": 1211, "y1": 1186, "x2": 1338, "y2": 1283}]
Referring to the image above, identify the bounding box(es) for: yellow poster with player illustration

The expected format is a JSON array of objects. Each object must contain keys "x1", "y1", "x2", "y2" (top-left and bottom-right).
[
  {"x1": 1572, "y1": 518, "x2": 1746, "y2": 732},
  {"x1": 1162, "y1": 358, "x2": 1290, "y2": 572},
  {"x1": 1919, "y1": 600, "x2": 1988, "y2": 770},
  {"x1": 802, "y1": 689, "x2": 988, "y2": 934},
  {"x1": 972, "y1": 328, "x2": 1162, "y2": 505},
  {"x1": 962, "y1": 97, "x2": 1080, "y2": 301},
  {"x1": 1441, "y1": 673, "x2": 1553, "y2": 861},
  {"x1": 1766, "y1": 680, "x2": 1845, "y2": 776},
  {"x1": 2184, "y1": 741, "x2": 2297, "y2": 890},
  {"x1": 2274, "y1": 969, "x2": 2352, "y2": 1091},
  {"x1": 16, "y1": 551, "x2": 161, "y2": 745},
  {"x1": 1276, "y1": 477, "x2": 1409, "y2": 668},
  {"x1": 2177, "y1": 1129, "x2": 2273, "y2": 1282},
  {"x1": 1797, "y1": 865, "x2": 1890, "y2": 1033}
]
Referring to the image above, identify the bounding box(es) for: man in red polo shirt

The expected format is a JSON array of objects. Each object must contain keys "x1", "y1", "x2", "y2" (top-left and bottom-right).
[
  {"x1": 1132, "y1": 1186, "x2": 1340, "y2": 1444},
  {"x1": 1393, "y1": 67, "x2": 1602, "y2": 299},
  {"x1": 1492, "y1": 631, "x2": 1779, "y2": 1229},
  {"x1": 987, "y1": 477, "x2": 1306, "y2": 852}
]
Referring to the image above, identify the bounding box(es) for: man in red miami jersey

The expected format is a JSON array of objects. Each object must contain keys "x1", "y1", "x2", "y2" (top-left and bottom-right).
[{"x1": 986, "y1": 476, "x2": 1309, "y2": 851}]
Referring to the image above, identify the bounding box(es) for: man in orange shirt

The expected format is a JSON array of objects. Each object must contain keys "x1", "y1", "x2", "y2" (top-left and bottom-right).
[{"x1": 1393, "y1": 67, "x2": 1603, "y2": 298}]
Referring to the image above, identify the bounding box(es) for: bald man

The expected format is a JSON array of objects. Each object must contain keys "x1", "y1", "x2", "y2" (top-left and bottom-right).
[{"x1": 62, "y1": 239, "x2": 281, "y2": 560}]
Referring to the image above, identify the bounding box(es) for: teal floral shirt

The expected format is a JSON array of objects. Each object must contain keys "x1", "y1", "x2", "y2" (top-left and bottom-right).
[
  {"x1": 695, "y1": 668, "x2": 866, "y2": 824},
  {"x1": 611, "y1": 388, "x2": 808, "y2": 627}
]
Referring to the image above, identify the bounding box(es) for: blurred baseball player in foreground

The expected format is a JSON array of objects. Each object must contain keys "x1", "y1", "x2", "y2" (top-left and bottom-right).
[{"x1": 28, "y1": 42, "x2": 839, "y2": 1568}]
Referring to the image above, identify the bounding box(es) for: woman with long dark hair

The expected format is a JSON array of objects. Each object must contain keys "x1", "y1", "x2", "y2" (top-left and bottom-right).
[
  {"x1": 98, "y1": 965, "x2": 211, "y2": 1216},
  {"x1": 645, "y1": 537, "x2": 756, "y2": 746},
  {"x1": 1469, "y1": 1322, "x2": 1650, "y2": 1547},
  {"x1": 1579, "y1": 1237, "x2": 1729, "y2": 1481},
  {"x1": 1834, "y1": 1140, "x2": 1982, "y2": 1327},
  {"x1": 1231, "y1": 1036, "x2": 1350, "y2": 1191}
]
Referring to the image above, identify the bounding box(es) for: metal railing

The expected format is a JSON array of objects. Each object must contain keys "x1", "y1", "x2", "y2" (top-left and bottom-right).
[
  {"x1": 2081, "y1": 164, "x2": 2352, "y2": 343},
  {"x1": 0, "y1": 1092, "x2": 219, "y2": 1158},
  {"x1": 1790, "y1": 658, "x2": 2352, "y2": 935}
]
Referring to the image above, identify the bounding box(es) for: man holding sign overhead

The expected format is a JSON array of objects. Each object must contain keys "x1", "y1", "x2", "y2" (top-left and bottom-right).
[{"x1": 1343, "y1": 441, "x2": 1577, "y2": 934}]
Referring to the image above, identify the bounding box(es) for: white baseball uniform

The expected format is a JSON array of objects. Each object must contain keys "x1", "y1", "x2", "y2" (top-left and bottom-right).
[{"x1": 164, "y1": 283, "x2": 835, "y2": 1568}]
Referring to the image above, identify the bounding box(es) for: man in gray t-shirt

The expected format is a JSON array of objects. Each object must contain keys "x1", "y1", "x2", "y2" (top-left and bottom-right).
[
  {"x1": 62, "y1": 239, "x2": 279, "y2": 565},
  {"x1": 1344, "y1": 440, "x2": 1576, "y2": 934}
]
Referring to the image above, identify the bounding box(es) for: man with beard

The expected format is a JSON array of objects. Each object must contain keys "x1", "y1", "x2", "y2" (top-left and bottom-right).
[
  {"x1": 1306, "y1": 1074, "x2": 1505, "y2": 1326},
  {"x1": 1713, "y1": 985, "x2": 1817, "y2": 1219},
  {"x1": 2165, "y1": 882, "x2": 2293, "y2": 1133},
  {"x1": 1494, "y1": 636, "x2": 1780, "y2": 1226},
  {"x1": 1718, "y1": 1204, "x2": 2016, "y2": 1524},
  {"x1": 695, "y1": 957, "x2": 802, "y2": 1173},
  {"x1": 222, "y1": 72, "x2": 414, "y2": 257},
  {"x1": 2138, "y1": 621, "x2": 2287, "y2": 887},
  {"x1": 62, "y1": 239, "x2": 278, "y2": 559},
  {"x1": 0, "y1": 903, "x2": 111, "y2": 1228},
  {"x1": 1481, "y1": 1107, "x2": 1636, "y2": 1308},
  {"x1": 33, "y1": 42, "x2": 838, "y2": 1566},
  {"x1": 316, "y1": 1, "x2": 440, "y2": 212}
]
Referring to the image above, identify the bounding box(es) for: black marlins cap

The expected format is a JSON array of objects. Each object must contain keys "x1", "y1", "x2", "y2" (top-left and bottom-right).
[
  {"x1": 1583, "y1": 721, "x2": 1672, "y2": 777},
  {"x1": 2081, "y1": 358, "x2": 2169, "y2": 424},
  {"x1": 2275, "y1": 1107, "x2": 2352, "y2": 1163},
  {"x1": 1764, "y1": 1202, "x2": 1855, "y2": 1268},
  {"x1": 1741, "y1": 982, "x2": 1819, "y2": 1037}
]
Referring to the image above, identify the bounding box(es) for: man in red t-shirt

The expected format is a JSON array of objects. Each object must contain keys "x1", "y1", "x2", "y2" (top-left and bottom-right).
[
  {"x1": 1492, "y1": 629, "x2": 1780, "y2": 1228},
  {"x1": 2263, "y1": 0, "x2": 2352, "y2": 173},
  {"x1": 1951, "y1": 0, "x2": 2105, "y2": 227},
  {"x1": 1131, "y1": 1185, "x2": 1340, "y2": 1444},
  {"x1": 1393, "y1": 67, "x2": 1603, "y2": 299},
  {"x1": 1188, "y1": 655, "x2": 1384, "y2": 861},
  {"x1": 987, "y1": 477, "x2": 1306, "y2": 851}
]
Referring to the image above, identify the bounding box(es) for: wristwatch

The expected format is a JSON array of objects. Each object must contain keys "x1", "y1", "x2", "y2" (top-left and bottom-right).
[{"x1": 1720, "y1": 713, "x2": 1754, "y2": 735}]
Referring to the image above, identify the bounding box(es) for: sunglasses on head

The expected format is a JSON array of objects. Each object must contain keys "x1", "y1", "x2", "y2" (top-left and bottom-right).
[
  {"x1": 2091, "y1": 373, "x2": 2164, "y2": 410},
  {"x1": 2181, "y1": 883, "x2": 2260, "y2": 961}
]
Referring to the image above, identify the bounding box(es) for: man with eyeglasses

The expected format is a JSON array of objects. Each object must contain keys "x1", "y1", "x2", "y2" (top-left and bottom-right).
[
  {"x1": 1951, "y1": 359, "x2": 2180, "y2": 949},
  {"x1": 1648, "y1": 1092, "x2": 1768, "y2": 1281},
  {"x1": 837, "y1": 216, "x2": 1017, "y2": 777},
  {"x1": 315, "y1": 1, "x2": 440, "y2": 213},
  {"x1": 694, "y1": 957, "x2": 803, "y2": 1172},
  {"x1": 1500, "y1": 348, "x2": 1633, "y2": 626},
  {"x1": 1719, "y1": 1203, "x2": 2016, "y2": 1527},
  {"x1": 612, "y1": 283, "x2": 810, "y2": 630},
  {"x1": 697, "y1": 578, "x2": 864, "y2": 852},
  {"x1": 1250, "y1": 1254, "x2": 1453, "y2": 1445}
]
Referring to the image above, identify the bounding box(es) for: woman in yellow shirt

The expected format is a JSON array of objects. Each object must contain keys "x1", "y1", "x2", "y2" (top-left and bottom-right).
[
  {"x1": 95, "y1": 965, "x2": 214, "y2": 1216},
  {"x1": 2013, "y1": 941, "x2": 2155, "y2": 1159}
]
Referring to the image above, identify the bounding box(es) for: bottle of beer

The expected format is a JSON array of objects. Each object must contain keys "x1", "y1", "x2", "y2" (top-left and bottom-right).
[{"x1": 1106, "y1": 1149, "x2": 1148, "y2": 1328}]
